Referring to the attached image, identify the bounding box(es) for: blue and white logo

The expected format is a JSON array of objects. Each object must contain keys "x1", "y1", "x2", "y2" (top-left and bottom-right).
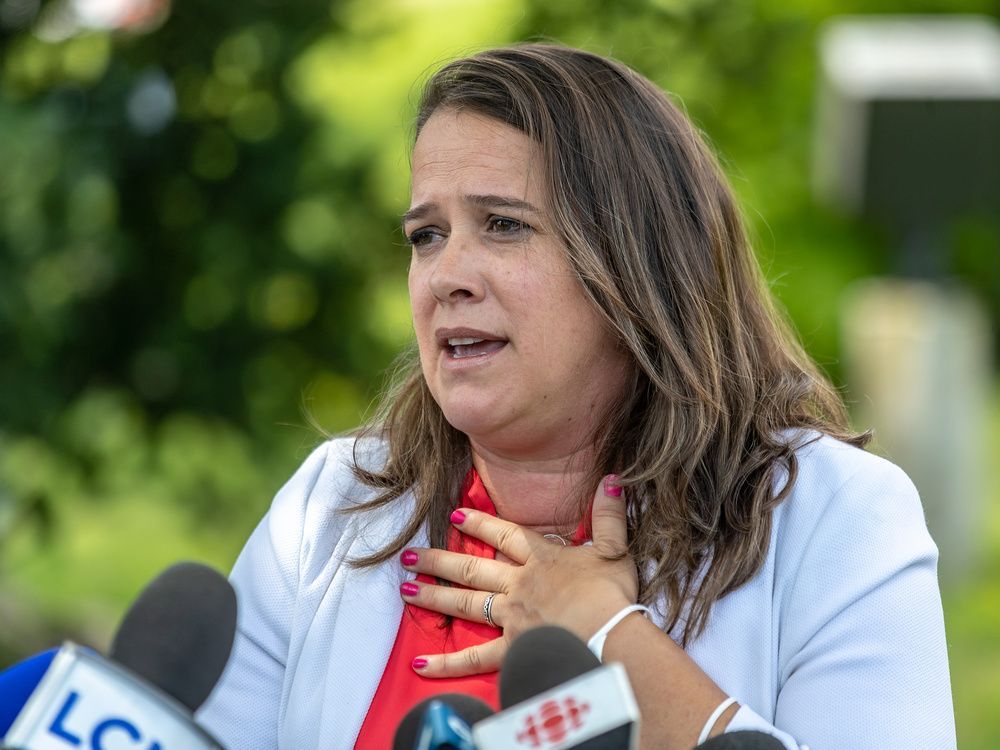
[{"x1": 4, "y1": 644, "x2": 221, "y2": 750}]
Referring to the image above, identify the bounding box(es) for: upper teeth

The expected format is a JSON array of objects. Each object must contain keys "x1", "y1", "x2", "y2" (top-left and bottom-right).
[{"x1": 448, "y1": 337, "x2": 484, "y2": 346}]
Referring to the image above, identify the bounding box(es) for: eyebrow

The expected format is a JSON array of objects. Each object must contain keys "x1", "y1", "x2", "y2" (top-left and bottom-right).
[{"x1": 401, "y1": 194, "x2": 542, "y2": 227}]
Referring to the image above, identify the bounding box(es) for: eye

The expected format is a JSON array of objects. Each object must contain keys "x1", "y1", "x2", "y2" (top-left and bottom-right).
[
  {"x1": 487, "y1": 216, "x2": 530, "y2": 235},
  {"x1": 406, "y1": 227, "x2": 443, "y2": 248}
]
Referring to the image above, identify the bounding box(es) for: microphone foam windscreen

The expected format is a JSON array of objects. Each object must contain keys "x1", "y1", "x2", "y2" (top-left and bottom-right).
[
  {"x1": 499, "y1": 625, "x2": 600, "y2": 709},
  {"x1": 695, "y1": 730, "x2": 787, "y2": 749},
  {"x1": 109, "y1": 561, "x2": 237, "y2": 713},
  {"x1": 392, "y1": 693, "x2": 494, "y2": 750}
]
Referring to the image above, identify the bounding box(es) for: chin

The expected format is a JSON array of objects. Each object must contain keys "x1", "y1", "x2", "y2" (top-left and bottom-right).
[
  {"x1": 439, "y1": 405, "x2": 502, "y2": 439},
  {"x1": 430, "y1": 380, "x2": 515, "y2": 437}
]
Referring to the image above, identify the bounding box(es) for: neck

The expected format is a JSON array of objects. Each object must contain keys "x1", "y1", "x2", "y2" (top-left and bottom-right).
[{"x1": 469, "y1": 439, "x2": 598, "y2": 537}]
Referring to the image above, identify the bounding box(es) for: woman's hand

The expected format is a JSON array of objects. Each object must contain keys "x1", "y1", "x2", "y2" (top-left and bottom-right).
[{"x1": 399, "y1": 474, "x2": 638, "y2": 677}]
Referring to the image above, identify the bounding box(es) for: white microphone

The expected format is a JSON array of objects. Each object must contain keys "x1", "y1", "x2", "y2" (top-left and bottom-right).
[
  {"x1": 472, "y1": 626, "x2": 640, "y2": 750},
  {"x1": 2, "y1": 562, "x2": 236, "y2": 750},
  {"x1": 4, "y1": 643, "x2": 223, "y2": 750}
]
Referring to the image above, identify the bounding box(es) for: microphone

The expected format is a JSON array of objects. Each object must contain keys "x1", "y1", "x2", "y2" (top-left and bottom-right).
[
  {"x1": 474, "y1": 626, "x2": 640, "y2": 749},
  {"x1": 694, "y1": 731, "x2": 787, "y2": 749},
  {"x1": 498, "y1": 625, "x2": 600, "y2": 709},
  {"x1": 392, "y1": 693, "x2": 494, "y2": 750},
  {"x1": 1, "y1": 561, "x2": 236, "y2": 750},
  {"x1": 0, "y1": 651, "x2": 59, "y2": 738},
  {"x1": 109, "y1": 560, "x2": 236, "y2": 712}
]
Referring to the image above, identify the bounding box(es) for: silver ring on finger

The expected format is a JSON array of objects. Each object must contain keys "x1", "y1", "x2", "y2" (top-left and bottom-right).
[{"x1": 483, "y1": 591, "x2": 499, "y2": 628}]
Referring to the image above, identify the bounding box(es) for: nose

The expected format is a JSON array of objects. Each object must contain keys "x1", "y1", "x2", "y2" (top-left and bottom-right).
[{"x1": 427, "y1": 231, "x2": 485, "y2": 304}]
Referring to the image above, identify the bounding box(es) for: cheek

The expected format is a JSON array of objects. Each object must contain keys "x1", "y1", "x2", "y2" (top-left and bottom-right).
[
  {"x1": 408, "y1": 279, "x2": 437, "y2": 368},
  {"x1": 410, "y1": 288, "x2": 435, "y2": 374},
  {"x1": 407, "y1": 272, "x2": 430, "y2": 326},
  {"x1": 543, "y1": 296, "x2": 617, "y2": 375},
  {"x1": 539, "y1": 285, "x2": 598, "y2": 340}
]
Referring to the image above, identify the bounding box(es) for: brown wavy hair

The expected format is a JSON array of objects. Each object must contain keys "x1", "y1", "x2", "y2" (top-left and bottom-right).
[{"x1": 347, "y1": 43, "x2": 868, "y2": 645}]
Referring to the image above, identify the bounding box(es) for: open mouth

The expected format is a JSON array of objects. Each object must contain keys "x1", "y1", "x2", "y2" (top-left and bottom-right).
[{"x1": 445, "y1": 337, "x2": 508, "y2": 359}]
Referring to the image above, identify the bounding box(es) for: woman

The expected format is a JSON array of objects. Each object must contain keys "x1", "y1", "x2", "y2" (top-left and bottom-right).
[{"x1": 197, "y1": 44, "x2": 955, "y2": 749}]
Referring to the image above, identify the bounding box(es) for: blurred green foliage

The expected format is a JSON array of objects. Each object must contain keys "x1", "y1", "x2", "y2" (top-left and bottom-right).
[{"x1": 1, "y1": 0, "x2": 999, "y2": 744}]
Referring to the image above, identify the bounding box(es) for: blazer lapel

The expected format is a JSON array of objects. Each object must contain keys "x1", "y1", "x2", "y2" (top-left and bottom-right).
[{"x1": 317, "y1": 495, "x2": 428, "y2": 748}]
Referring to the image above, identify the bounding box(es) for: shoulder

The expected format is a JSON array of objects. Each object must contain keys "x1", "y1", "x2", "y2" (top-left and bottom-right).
[
  {"x1": 274, "y1": 433, "x2": 392, "y2": 520},
  {"x1": 760, "y1": 437, "x2": 954, "y2": 746},
  {"x1": 271, "y1": 434, "x2": 390, "y2": 516},
  {"x1": 249, "y1": 435, "x2": 394, "y2": 572},
  {"x1": 783, "y1": 429, "x2": 913, "y2": 494},
  {"x1": 775, "y1": 431, "x2": 927, "y2": 547},
  {"x1": 771, "y1": 431, "x2": 940, "y2": 647}
]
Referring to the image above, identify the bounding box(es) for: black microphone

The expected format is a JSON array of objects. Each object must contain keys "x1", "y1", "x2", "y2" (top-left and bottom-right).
[
  {"x1": 498, "y1": 625, "x2": 601, "y2": 708},
  {"x1": 1, "y1": 561, "x2": 236, "y2": 750},
  {"x1": 392, "y1": 693, "x2": 494, "y2": 750},
  {"x1": 474, "y1": 626, "x2": 640, "y2": 749},
  {"x1": 694, "y1": 730, "x2": 787, "y2": 749},
  {"x1": 110, "y1": 560, "x2": 237, "y2": 712}
]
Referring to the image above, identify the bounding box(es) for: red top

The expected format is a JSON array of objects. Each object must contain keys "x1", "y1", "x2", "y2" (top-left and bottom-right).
[{"x1": 353, "y1": 469, "x2": 589, "y2": 749}]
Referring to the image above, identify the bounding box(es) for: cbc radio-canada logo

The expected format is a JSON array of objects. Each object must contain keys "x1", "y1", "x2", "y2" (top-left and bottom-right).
[{"x1": 515, "y1": 696, "x2": 590, "y2": 747}]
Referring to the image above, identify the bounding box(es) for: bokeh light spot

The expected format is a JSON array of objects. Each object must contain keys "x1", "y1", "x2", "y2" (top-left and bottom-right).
[
  {"x1": 281, "y1": 197, "x2": 340, "y2": 261},
  {"x1": 24, "y1": 243, "x2": 117, "y2": 314},
  {"x1": 228, "y1": 90, "x2": 280, "y2": 142},
  {"x1": 254, "y1": 272, "x2": 319, "y2": 331},
  {"x1": 214, "y1": 29, "x2": 263, "y2": 86},
  {"x1": 126, "y1": 68, "x2": 176, "y2": 134},
  {"x1": 60, "y1": 32, "x2": 111, "y2": 83},
  {"x1": 199, "y1": 74, "x2": 243, "y2": 118},
  {"x1": 66, "y1": 172, "x2": 118, "y2": 237},
  {"x1": 365, "y1": 276, "x2": 413, "y2": 348},
  {"x1": 190, "y1": 128, "x2": 238, "y2": 181},
  {"x1": 304, "y1": 371, "x2": 364, "y2": 433}
]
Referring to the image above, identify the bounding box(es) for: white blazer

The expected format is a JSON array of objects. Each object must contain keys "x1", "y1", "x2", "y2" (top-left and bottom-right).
[{"x1": 197, "y1": 434, "x2": 956, "y2": 749}]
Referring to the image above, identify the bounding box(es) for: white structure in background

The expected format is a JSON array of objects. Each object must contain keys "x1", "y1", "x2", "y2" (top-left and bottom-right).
[
  {"x1": 815, "y1": 16, "x2": 1000, "y2": 582},
  {"x1": 33, "y1": 0, "x2": 168, "y2": 40},
  {"x1": 70, "y1": 0, "x2": 167, "y2": 30},
  {"x1": 841, "y1": 282, "x2": 991, "y2": 581}
]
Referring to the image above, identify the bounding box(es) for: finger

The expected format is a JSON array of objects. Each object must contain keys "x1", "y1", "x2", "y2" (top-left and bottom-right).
[
  {"x1": 412, "y1": 638, "x2": 507, "y2": 678},
  {"x1": 591, "y1": 474, "x2": 628, "y2": 555},
  {"x1": 449, "y1": 508, "x2": 534, "y2": 562},
  {"x1": 400, "y1": 547, "x2": 513, "y2": 591},
  {"x1": 400, "y1": 579, "x2": 503, "y2": 626}
]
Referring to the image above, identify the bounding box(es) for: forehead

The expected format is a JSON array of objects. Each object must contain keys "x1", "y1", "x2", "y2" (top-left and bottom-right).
[{"x1": 410, "y1": 109, "x2": 546, "y2": 204}]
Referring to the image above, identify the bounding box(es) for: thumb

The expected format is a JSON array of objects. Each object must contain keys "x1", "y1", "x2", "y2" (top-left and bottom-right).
[{"x1": 591, "y1": 474, "x2": 628, "y2": 555}]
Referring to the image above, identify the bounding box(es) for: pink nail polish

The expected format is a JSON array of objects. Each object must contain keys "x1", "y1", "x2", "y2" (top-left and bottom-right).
[
  {"x1": 450, "y1": 509, "x2": 466, "y2": 524},
  {"x1": 412, "y1": 657, "x2": 428, "y2": 670},
  {"x1": 401, "y1": 550, "x2": 419, "y2": 566},
  {"x1": 400, "y1": 582, "x2": 420, "y2": 596},
  {"x1": 604, "y1": 475, "x2": 623, "y2": 497}
]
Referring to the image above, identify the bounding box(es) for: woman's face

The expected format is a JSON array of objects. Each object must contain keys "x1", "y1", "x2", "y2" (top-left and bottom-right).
[{"x1": 405, "y1": 109, "x2": 628, "y2": 457}]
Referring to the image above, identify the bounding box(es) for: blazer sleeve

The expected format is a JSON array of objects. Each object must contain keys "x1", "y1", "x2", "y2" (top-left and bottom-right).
[
  {"x1": 196, "y1": 440, "x2": 334, "y2": 749},
  {"x1": 745, "y1": 452, "x2": 956, "y2": 749}
]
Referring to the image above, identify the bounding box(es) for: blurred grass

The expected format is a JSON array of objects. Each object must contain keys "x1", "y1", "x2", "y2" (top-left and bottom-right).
[
  {"x1": 944, "y1": 382, "x2": 1000, "y2": 750},
  {"x1": 2, "y1": 490, "x2": 243, "y2": 651},
  {"x1": 0, "y1": 390, "x2": 322, "y2": 655}
]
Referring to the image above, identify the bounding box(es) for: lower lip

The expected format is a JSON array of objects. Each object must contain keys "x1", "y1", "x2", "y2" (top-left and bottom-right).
[{"x1": 439, "y1": 342, "x2": 508, "y2": 370}]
